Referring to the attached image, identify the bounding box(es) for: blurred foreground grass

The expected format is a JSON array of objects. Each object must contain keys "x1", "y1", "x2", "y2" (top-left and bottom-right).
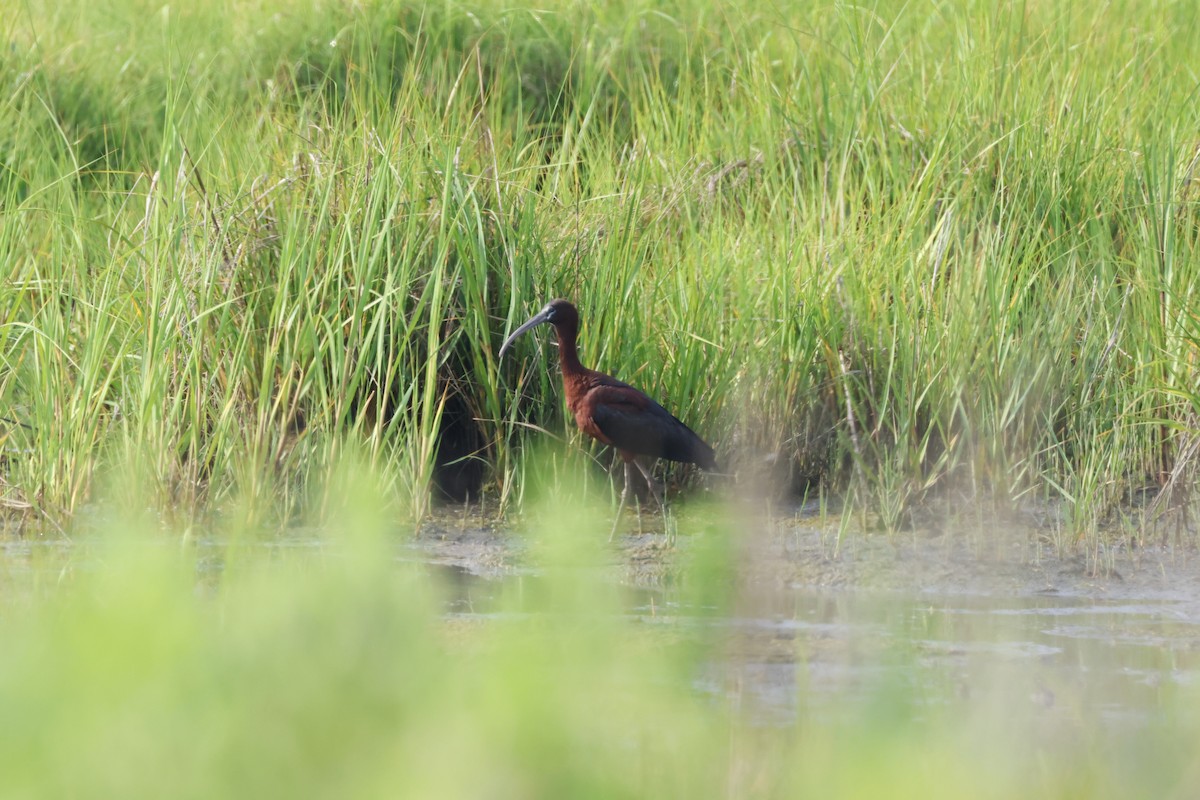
[{"x1": 1, "y1": 455, "x2": 1198, "y2": 798}]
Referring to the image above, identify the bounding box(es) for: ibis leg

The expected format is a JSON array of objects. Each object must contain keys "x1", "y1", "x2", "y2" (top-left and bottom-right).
[
  {"x1": 633, "y1": 459, "x2": 674, "y2": 542},
  {"x1": 609, "y1": 460, "x2": 635, "y2": 542},
  {"x1": 633, "y1": 459, "x2": 664, "y2": 510}
]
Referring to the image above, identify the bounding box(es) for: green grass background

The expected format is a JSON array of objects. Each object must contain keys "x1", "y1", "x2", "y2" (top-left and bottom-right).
[{"x1": 3, "y1": 0, "x2": 1200, "y2": 536}]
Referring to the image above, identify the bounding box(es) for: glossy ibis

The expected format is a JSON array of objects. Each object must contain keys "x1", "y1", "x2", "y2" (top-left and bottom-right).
[{"x1": 498, "y1": 299, "x2": 717, "y2": 538}]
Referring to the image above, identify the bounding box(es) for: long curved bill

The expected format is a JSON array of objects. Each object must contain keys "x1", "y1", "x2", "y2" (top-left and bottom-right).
[{"x1": 497, "y1": 309, "x2": 553, "y2": 360}]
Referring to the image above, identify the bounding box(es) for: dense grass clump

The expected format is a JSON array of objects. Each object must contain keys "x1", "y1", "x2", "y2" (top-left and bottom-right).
[{"x1": 1, "y1": 0, "x2": 1199, "y2": 538}]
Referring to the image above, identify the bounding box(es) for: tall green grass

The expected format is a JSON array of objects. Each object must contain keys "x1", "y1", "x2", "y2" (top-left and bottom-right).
[{"x1": 1, "y1": 0, "x2": 1199, "y2": 537}]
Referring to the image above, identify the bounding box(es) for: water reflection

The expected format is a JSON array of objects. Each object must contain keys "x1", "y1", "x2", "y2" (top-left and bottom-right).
[{"x1": 436, "y1": 566, "x2": 1200, "y2": 725}]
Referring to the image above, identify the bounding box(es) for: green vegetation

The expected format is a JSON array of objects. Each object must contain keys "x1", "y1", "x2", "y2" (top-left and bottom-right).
[
  {"x1": 6, "y1": 3, "x2": 1200, "y2": 794},
  {"x1": 2, "y1": 0, "x2": 1199, "y2": 536},
  {"x1": 0, "y1": 458, "x2": 1197, "y2": 799}
]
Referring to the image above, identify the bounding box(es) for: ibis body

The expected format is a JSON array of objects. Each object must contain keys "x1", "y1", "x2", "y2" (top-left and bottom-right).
[{"x1": 498, "y1": 299, "x2": 716, "y2": 535}]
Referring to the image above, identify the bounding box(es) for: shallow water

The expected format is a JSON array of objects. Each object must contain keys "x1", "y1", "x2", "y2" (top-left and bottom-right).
[
  {"x1": 726, "y1": 591, "x2": 1199, "y2": 725},
  {"x1": 416, "y1": 513, "x2": 1200, "y2": 729},
  {"x1": 433, "y1": 563, "x2": 1200, "y2": 726},
  {"x1": 8, "y1": 514, "x2": 1200, "y2": 732}
]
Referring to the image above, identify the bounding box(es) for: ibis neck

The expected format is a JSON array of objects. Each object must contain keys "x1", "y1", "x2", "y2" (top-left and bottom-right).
[{"x1": 554, "y1": 322, "x2": 585, "y2": 377}]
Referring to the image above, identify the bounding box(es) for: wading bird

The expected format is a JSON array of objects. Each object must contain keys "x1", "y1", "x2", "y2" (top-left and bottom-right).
[{"x1": 498, "y1": 299, "x2": 717, "y2": 538}]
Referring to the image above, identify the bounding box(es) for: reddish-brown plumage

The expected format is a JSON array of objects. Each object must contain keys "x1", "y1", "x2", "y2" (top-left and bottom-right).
[
  {"x1": 498, "y1": 298, "x2": 717, "y2": 537},
  {"x1": 499, "y1": 299, "x2": 717, "y2": 471}
]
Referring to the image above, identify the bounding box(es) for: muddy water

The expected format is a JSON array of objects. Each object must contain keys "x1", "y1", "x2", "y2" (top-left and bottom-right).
[
  {"x1": 415, "y1": 510, "x2": 1200, "y2": 726},
  {"x1": 697, "y1": 591, "x2": 1200, "y2": 726},
  {"x1": 7, "y1": 509, "x2": 1198, "y2": 729}
]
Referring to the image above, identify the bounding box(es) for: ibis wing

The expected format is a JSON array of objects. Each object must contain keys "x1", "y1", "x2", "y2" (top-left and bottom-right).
[{"x1": 588, "y1": 387, "x2": 717, "y2": 470}]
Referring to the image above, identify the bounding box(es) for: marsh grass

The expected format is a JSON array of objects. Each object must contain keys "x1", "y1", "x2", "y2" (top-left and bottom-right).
[{"x1": 1, "y1": 0, "x2": 1199, "y2": 542}]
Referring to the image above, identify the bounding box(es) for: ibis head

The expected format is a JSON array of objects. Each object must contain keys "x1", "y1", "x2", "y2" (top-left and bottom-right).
[{"x1": 497, "y1": 299, "x2": 579, "y2": 360}]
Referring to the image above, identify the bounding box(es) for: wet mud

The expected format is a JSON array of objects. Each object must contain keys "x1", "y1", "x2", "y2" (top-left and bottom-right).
[{"x1": 412, "y1": 504, "x2": 1200, "y2": 602}]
